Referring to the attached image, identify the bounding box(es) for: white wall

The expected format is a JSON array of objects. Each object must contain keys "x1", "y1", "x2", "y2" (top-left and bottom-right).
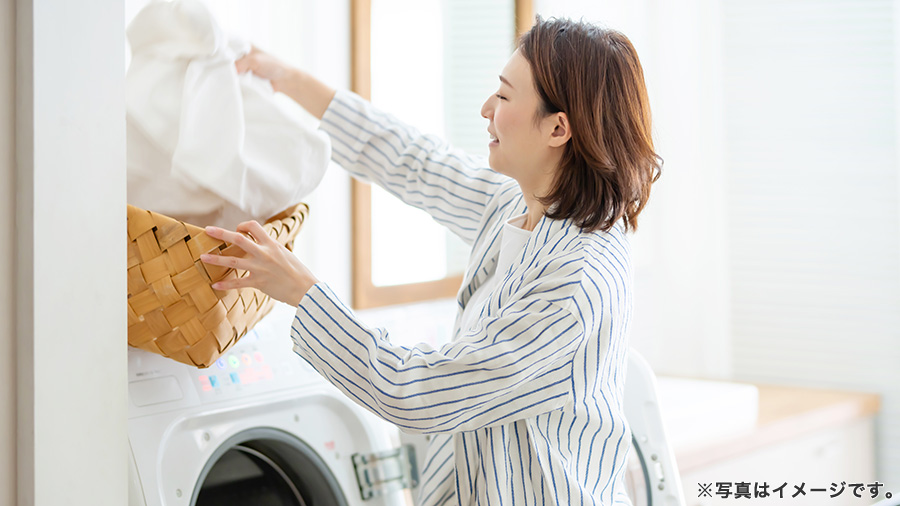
[
  {"x1": 721, "y1": 0, "x2": 900, "y2": 482},
  {"x1": 1, "y1": 0, "x2": 16, "y2": 504},
  {"x1": 16, "y1": 1, "x2": 128, "y2": 505}
]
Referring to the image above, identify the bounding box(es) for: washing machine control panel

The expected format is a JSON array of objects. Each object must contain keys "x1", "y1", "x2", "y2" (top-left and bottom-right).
[
  {"x1": 199, "y1": 349, "x2": 272, "y2": 391},
  {"x1": 187, "y1": 327, "x2": 318, "y2": 402},
  {"x1": 128, "y1": 304, "x2": 323, "y2": 418}
]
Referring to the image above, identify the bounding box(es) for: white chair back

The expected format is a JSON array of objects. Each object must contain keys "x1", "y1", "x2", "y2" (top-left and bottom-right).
[{"x1": 623, "y1": 348, "x2": 687, "y2": 506}]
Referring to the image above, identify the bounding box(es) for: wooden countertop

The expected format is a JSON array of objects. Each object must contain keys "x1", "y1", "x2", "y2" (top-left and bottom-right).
[{"x1": 674, "y1": 382, "x2": 881, "y2": 473}]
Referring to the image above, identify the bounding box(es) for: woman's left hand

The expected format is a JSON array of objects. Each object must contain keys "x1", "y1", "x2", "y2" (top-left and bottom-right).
[{"x1": 200, "y1": 221, "x2": 318, "y2": 307}]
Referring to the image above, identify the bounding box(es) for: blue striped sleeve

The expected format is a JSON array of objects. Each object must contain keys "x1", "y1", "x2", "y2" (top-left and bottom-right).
[
  {"x1": 290, "y1": 283, "x2": 583, "y2": 434},
  {"x1": 319, "y1": 90, "x2": 509, "y2": 245}
]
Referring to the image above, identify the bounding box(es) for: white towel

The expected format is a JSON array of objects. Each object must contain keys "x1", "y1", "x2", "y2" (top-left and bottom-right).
[{"x1": 126, "y1": 0, "x2": 329, "y2": 229}]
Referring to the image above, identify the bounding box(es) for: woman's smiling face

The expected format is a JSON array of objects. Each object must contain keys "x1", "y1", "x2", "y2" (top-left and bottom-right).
[{"x1": 480, "y1": 50, "x2": 564, "y2": 194}]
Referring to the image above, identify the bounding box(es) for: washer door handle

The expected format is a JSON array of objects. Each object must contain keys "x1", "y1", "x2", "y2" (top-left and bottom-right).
[{"x1": 351, "y1": 445, "x2": 419, "y2": 501}]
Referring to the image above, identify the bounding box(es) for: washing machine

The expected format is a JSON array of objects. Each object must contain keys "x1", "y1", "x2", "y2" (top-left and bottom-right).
[{"x1": 127, "y1": 303, "x2": 417, "y2": 506}]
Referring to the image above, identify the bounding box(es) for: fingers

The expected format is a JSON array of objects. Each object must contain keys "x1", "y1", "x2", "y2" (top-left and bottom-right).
[
  {"x1": 235, "y1": 48, "x2": 258, "y2": 74},
  {"x1": 235, "y1": 46, "x2": 269, "y2": 74},
  {"x1": 201, "y1": 223, "x2": 269, "y2": 292},
  {"x1": 205, "y1": 226, "x2": 261, "y2": 254},
  {"x1": 209, "y1": 273, "x2": 256, "y2": 291},
  {"x1": 199, "y1": 252, "x2": 253, "y2": 272},
  {"x1": 235, "y1": 57, "x2": 249, "y2": 74},
  {"x1": 236, "y1": 220, "x2": 272, "y2": 245},
  {"x1": 199, "y1": 247, "x2": 254, "y2": 291}
]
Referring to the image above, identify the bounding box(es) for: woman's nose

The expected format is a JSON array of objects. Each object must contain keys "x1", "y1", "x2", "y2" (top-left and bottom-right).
[{"x1": 481, "y1": 96, "x2": 493, "y2": 120}]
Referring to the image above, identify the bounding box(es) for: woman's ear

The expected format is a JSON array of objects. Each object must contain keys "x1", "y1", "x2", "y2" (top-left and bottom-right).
[{"x1": 548, "y1": 112, "x2": 572, "y2": 148}]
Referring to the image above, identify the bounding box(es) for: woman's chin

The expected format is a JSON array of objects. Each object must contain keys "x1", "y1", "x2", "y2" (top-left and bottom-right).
[{"x1": 489, "y1": 162, "x2": 510, "y2": 177}]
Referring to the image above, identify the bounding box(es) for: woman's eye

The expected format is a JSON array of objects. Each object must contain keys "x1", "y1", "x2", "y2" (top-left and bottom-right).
[{"x1": 495, "y1": 94, "x2": 507, "y2": 101}]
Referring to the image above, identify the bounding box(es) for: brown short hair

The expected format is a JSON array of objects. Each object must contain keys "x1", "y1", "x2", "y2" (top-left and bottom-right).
[{"x1": 519, "y1": 16, "x2": 662, "y2": 233}]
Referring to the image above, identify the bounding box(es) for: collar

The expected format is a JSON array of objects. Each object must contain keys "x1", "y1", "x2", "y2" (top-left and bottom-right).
[{"x1": 457, "y1": 211, "x2": 575, "y2": 309}]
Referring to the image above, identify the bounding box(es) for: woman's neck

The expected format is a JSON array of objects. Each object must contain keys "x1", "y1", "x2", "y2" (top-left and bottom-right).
[
  {"x1": 517, "y1": 168, "x2": 556, "y2": 231},
  {"x1": 520, "y1": 193, "x2": 546, "y2": 232}
]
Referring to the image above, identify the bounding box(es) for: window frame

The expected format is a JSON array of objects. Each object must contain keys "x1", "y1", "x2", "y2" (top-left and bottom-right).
[{"x1": 349, "y1": 0, "x2": 533, "y2": 309}]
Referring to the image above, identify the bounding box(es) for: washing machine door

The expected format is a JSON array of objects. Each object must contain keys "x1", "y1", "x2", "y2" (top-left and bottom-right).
[{"x1": 191, "y1": 428, "x2": 348, "y2": 506}]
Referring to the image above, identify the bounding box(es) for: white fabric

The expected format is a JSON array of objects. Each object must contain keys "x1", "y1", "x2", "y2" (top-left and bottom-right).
[
  {"x1": 457, "y1": 213, "x2": 530, "y2": 334},
  {"x1": 125, "y1": 0, "x2": 330, "y2": 228}
]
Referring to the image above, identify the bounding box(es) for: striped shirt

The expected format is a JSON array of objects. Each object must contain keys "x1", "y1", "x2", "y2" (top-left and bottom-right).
[{"x1": 291, "y1": 90, "x2": 635, "y2": 506}]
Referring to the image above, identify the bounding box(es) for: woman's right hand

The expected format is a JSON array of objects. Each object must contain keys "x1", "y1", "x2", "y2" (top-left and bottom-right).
[
  {"x1": 200, "y1": 221, "x2": 319, "y2": 307},
  {"x1": 235, "y1": 46, "x2": 296, "y2": 94},
  {"x1": 234, "y1": 46, "x2": 335, "y2": 120}
]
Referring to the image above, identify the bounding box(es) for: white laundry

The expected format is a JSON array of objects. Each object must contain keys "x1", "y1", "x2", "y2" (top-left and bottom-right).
[{"x1": 126, "y1": 0, "x2": 330, "y2": 229}]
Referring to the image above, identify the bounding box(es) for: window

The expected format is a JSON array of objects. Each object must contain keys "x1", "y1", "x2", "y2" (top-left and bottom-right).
[{"x1": 349, "y1": 0, "x2": 533, "y2": 308}]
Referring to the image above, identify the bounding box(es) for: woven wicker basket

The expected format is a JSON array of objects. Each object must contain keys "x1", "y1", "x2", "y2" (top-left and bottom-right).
[{"x1": 126, "y1": 203, "x2": 309, "y2": 368}]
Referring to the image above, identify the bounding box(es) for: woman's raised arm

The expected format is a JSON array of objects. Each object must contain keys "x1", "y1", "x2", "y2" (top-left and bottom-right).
[{"x1": 235, "y1": 47, "x2": 335, "y2": 120}]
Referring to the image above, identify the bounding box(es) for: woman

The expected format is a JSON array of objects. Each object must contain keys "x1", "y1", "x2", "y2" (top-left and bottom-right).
[{"x1": 201, "y1": 16, "x2": 660, "y2": 506}]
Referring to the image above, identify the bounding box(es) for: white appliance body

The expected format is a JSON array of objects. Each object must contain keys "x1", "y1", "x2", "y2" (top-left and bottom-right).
[{"x1": 127, "y1": 304, "x2": 411, "y2": 506}]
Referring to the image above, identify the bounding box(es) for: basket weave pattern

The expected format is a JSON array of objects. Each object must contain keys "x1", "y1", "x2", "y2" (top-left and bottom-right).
[{"x1": 126, "y1": 203, "x2": 308, "y2": 368}]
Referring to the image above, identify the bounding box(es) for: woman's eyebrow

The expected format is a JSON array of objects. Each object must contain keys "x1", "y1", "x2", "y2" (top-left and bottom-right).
[{"x1": 499, "y1": 75, "x2": 515, "y2": 89}]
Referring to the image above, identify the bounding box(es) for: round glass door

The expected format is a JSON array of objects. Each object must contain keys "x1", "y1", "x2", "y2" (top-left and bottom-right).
[{"x1": 193, "y1": 428, "x2": 348, "y2": 506}]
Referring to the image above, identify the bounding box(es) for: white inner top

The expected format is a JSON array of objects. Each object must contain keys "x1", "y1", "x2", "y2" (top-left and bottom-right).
[{"x1": 458, "y1": 214, "x2": 532, "y2": 334}]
